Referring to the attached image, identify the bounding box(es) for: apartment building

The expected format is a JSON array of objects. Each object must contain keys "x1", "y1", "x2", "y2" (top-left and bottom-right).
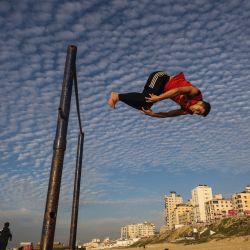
[
  {"x1": 121, "y1": 222, "x2": 155, "y2": 239},
  {"x1": 191, "y1": 184, "x2": 213, "y2": 223},
  {"x1": 164, "y1": 191, "x2": 183, "y2": 229},
  {"x1": 173, "y1": 203, "x2": 193, "y2": 227},
  {"x1": 121, "y1": 224, "x2": 136, "y2": 239},
  {"x1": 232, "y1": 186, "x2": 250, "y2": 215},
  {"x1": 205, "y1": 194, "x2": 233, "y2": 222},
  {"x1": 138, "y1": 222, "x2": 155, "y2": 237}
]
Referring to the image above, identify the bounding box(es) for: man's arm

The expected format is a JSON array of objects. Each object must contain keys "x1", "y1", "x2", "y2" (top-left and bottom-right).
[
  {"x1": 141, "y1": 108, "x2": 188, "y2": 118},
  {"x1": 146, "y1": 86, "x2": 200, "y2": 103}
]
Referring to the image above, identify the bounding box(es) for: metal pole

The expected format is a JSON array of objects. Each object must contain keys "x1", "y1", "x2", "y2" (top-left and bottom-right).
[
  {"x1": 69, "y1": 132, "x2": 84, "y2": 250},
  {"x1": 40, "y1": 45, "x2": 77, "y2": 250}
]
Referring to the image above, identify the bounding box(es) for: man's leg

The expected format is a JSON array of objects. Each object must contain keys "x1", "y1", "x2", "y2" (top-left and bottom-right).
[
  {"x1": 108, "y1": 92, "x2": 152, "y2": 110},
  {"x1": 143, "y1": 71, "x2": 170, "y2": 95},
  {"x1": 0, "y1": 241, "x2": 7, "y2": 250},
  {"x1": 118, "y1": 92, "x2": 152, "y2": 110},
  {"x1": 107, "y1": 71, "x2": 169, "y2": 110}
]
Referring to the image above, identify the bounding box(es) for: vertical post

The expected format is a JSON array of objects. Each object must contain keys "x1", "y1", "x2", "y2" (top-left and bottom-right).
[
  {"x1": 69, "y1": 132, "x2": 84, "y2": 250},
  {"x1": 40, "y1": 45, "x2": 77, "y2": 250}
]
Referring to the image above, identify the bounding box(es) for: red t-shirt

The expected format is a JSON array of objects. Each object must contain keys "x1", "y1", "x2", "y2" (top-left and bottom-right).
[{"x1": 164, "y1": 72, "x2": 203, "y2": 113}]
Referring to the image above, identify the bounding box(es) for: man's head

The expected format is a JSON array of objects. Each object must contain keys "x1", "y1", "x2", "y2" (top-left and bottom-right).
[
  {"x1": 202, "y1": 101, "x2": 211, "y2": 117},
  {"x1": 190, "y1": 101, "x2": 211, "y2": 117},
  {"x1": 4, "y1": 222, "x2": 10, "y2": 227}
]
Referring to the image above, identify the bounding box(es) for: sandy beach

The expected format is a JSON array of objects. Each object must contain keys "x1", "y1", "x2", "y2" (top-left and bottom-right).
[{"x1": 110, "y1": 236, "x2": 250, "y2": 250}]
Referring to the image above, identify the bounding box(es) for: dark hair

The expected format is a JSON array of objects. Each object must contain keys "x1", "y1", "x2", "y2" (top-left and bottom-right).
[
  {"x1": 4, "y1": 222, "x2": 10, "y2": 227},
  {"x1": 202, "y1": 101, "x2": 211, "y2": 117}
]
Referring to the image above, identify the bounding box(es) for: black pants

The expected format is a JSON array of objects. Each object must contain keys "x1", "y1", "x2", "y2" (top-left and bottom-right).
[
  {"x1": 119, "y1": 71, "x2": 170, "y2": 110},
  {"x1": 0, "y1": 240, "x2": 8, "y2": 250}
]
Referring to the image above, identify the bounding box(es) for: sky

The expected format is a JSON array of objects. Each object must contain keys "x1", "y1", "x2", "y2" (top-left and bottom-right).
[{"x1": 0, "y1": 0, "x2": 250, "y2": 247}]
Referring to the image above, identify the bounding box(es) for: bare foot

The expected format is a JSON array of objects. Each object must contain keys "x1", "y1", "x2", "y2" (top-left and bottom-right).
[{"x1": 107, "y1": 92, "x2": 119, "y2": 109}]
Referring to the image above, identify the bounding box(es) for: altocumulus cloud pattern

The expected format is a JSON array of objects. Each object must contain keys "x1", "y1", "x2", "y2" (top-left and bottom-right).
[{"x1": 0, "y1": 0, "x2": 250, "y2": 245}]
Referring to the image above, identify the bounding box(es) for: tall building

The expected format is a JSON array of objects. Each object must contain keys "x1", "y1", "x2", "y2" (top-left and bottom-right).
[
  {"x1": 232, "y1": 186, "x2": 250, "y2": 215},
  {"x1": 164, "y1": 191, "x2": 183, "y2": 229},
  {"x1": 173, "y1": 203, "x2": 193, "y2": 227},
  {"x1": 191, "y1": 184, "x2": 213, "y2": 223},
  {"x1": 121, "y1": 222, "x2": 155, "y2": 239},
  {"x1": 205, "y1": 194, "x2": 233, "y2": 222}
]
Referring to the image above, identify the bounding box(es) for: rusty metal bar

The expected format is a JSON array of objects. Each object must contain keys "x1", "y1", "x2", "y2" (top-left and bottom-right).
[
  {"x1": 40, "y1": 45, "x2": 77, "y2": 250},
  {"x1": 69, "y1": 132, "x2": 84, "y2": 250}
]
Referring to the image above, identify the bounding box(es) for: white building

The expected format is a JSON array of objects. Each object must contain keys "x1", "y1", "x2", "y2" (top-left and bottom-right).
[
  {"x1": 205, "y1": 194, "x2": 233, "y2": 222},
  {"x1": 115, "y1": 238, "x2": 140, "y2": 247},
  {"x1": 191, "y1": 184, "x2": 213, "y2": 223},
  {"x1": 121, "y1": 221, "x2": 155, "y2": 239},
  {"x1": 164, "y1": 191, "x2": 183, "y2": 229},
  {"x1": 83, "y1": 238, "x2": 101, "y2": 249}
]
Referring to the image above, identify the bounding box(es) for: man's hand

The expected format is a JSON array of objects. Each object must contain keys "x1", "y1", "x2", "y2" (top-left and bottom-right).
[
  {"x1": 141, "y1": 107, "x2": 155, "y2": 116},
  {"x1": 145, "y1": 94, "x2": 161, "y2": 103}
]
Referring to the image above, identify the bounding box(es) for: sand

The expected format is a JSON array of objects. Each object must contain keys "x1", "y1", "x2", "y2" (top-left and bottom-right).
[{"x1": 110, "y1": 236, "x2": 250, "y2": 250}]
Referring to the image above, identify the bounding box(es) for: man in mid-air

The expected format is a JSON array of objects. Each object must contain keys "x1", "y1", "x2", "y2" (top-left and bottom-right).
[{"x1": 107, "y1": 71, "x2": 211, "y2": 118}]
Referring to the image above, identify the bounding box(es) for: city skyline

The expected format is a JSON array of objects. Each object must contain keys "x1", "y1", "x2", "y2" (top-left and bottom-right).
[{"x1": 1, "y1": 0, "x2": 250, "y2": 248}]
